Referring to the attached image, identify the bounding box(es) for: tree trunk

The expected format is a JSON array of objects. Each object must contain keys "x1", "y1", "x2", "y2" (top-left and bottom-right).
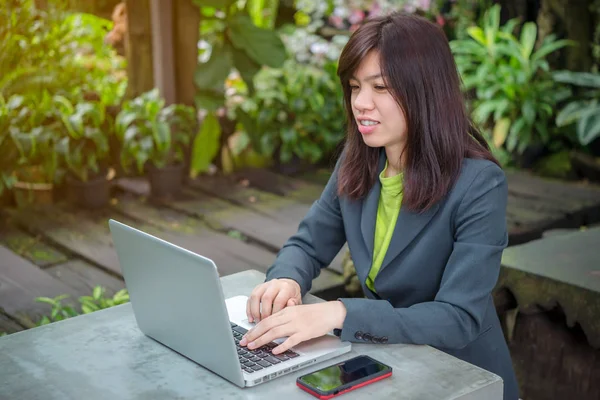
[
  {"x1": 125, "y1": 0, "x2": 154, "y2": 99},
  {"x1": 561, "y1": 0, "x2": 593, "y2": 71},
  {"x1": 172, "y1": 0, "x2": 200, "y2": 106}
]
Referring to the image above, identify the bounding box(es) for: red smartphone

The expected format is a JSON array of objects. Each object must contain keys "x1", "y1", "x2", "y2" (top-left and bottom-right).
[{"x1": 296, "y1": 355, "x2": 392, "y2": 399}]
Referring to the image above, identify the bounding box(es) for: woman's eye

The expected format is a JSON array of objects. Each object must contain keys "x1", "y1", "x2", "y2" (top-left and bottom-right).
[
  {"x1": 374, "y1": 85, "x2": 387, "y2": 91},
  {"x1": 349, "y1": 85, "x2": 359, "y2": 90}
]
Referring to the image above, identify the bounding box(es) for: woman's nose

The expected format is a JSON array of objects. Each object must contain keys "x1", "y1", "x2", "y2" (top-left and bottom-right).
[{"x1": 353, "y1": 89, "x2": 374, "y2": 112}]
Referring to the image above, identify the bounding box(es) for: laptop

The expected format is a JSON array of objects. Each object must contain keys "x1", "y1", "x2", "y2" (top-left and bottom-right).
[{"x1": 108, "y1": 219, "x2": 352, "y2": 388}]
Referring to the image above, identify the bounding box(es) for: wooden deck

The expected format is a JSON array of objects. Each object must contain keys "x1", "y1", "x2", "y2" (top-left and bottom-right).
[{"x1": 1, "y1": 167, "x2": 600, "y2": 335}]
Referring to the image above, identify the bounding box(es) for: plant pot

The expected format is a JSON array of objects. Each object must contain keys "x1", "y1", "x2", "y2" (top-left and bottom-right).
[
  {"x1": 148, "y1": 163, "x2": 185, "y2": 199},
  {"x1": 13, "y1": 181, "x2": 54, "y2": 208},
  {"x1": 66, "y1": 174, "x2": 111, "y2": 209},
  {"x1": 12, "y1": 165, "x2": 55, "y2": 207}
]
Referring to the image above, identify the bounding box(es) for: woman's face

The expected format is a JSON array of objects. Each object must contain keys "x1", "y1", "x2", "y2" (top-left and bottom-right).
[{"x1": 349, "y1": 51, "x2": 408, "y2": 154}]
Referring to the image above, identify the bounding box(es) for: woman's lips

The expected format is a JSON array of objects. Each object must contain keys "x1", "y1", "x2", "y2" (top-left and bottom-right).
[{"x1": 357, "y1": 120, "x2": 380, "y2": 135}]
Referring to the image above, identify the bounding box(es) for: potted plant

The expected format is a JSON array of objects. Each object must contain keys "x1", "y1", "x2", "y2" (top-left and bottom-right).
[
  {"x1": 8, "y1": 93, "x2": 60, "y2": 207},
  {"x1": 54, "y1": 95, "x2": 112, "y2": 209},
  {"x1": 115, "y1": 89, "x2": 197, "y2": 198},
  {"x1": 234, "y1": 59, "x2": 346, "y2": 172}
]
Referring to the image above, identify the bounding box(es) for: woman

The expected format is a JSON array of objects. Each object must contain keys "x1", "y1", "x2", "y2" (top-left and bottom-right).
[{"x1": 239, "y1": 12, "x2": 519, "y2": 400}]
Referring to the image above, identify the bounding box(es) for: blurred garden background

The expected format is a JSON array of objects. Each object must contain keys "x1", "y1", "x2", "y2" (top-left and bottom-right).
[
  {"x1": 1, "y1": 1, "x2": 599, "y2": 399},
  {"x1": 2, "y1": 0, "x2": 600, "y2": 199}
]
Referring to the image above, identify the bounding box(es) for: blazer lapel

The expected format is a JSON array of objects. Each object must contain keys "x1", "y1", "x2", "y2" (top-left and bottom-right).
[
  {"x1": 380, "y1": 197, "x2": 441, "y2": 273},
  {"x1": 360, "y1": 150, "x2": 386, "y2": 259}
]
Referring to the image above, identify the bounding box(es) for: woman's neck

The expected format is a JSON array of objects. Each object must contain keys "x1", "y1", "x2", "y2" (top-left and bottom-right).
[{"x1": 384, "y1": 145, "x2": 405, "y2": 177}]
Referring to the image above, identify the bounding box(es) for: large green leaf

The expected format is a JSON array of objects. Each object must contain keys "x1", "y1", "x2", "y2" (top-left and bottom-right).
[
  {"x1": 501, "y1": 18, "x2": 519, "y2": 35},
  {"x1": 227, "y1": 14, "x2": 286, "y2": 68},
  {"x1": 473, "y1": 99, "x2": 505, "y2": 124},
  {"x1": 578, "y1": 105, "x2": 600, "y2": 145},
  {"x1": 556, "y1": 101, "x2": 587, "y2": 126},
  {"x1": 532, "y1": 39, "x2": 573, "y2": 62},
  {"x1": 115, "y1": 111, "x2": 138, "y2": 140},
  {"x1": 151, "y1": 119, "x2": 171, "y2": 154},
  {"x1": 519, "y1": 22, "x2": 537, "y2": 60},
  {"x1": 467, "y1": 27, "x2": 486, "y2": 46},
  {"x1": 553, "y1": 70, "x2": 600, "y2": 88},
  {"x1": 232, "y1": 47, "x2": 261, "y2": 94},
  {"x1": 194, "y1": 43, "x2": 233, "y2": 90},
  {"x1": 493, "y1": 117, "x2": 511, "y2": 147},
  {"x1": 190, "y1": 113, "x2": 221, "y2": 176},
  {"x1": 449, "y1": 39, "x2": 487, "y2": 57}
]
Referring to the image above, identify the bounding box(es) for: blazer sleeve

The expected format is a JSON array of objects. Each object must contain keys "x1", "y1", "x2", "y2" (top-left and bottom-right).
[
  {"x1": 338, "y1": 164, "x2": 508, "y2": 349},
  {"x1": 264, "y1": 156, "x2": 347, "y2": 297}
]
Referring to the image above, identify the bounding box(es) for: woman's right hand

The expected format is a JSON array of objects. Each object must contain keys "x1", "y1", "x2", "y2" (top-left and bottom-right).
[{"x1": 246, "y1": 278, "x2": 302, "y2": 323}]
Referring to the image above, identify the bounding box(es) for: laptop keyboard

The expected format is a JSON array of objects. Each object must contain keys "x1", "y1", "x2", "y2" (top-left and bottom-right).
[{"x1": 230, "y1": 322, "x2": 299, "y2": 374}]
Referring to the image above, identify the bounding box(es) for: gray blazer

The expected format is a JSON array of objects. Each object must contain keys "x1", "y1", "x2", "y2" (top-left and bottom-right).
[{"x1": 265, "y1": 149, "x2": 519, "y2": 400}]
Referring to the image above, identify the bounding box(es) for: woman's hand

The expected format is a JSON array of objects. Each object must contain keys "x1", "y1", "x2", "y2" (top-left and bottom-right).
[
  {"x1": 240, "y1": 301, "x2": 347, "y2": 355},
  {"x1": 246, "y1": 278, "x2": 302, "y2": 323}
]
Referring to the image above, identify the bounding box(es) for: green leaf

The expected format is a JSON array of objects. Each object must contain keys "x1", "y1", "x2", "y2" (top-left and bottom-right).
[
  {"x1": 113, "y1": 290, "x2": 130, "y2": 304},
  {"x1": 152, "y1": 120, "x2": 171, "y2": 154},
  {"x1": 493, "y1": 117, "x2": 511, "y2": 148},
  {"x1": 115, "y1": 111, "x2": 138, "y2": 140},
  {"x1": 194, "y1": 90, "x2": 225, "y2": 112},
  {"x1": 35, "y1": 296, "x2": 57, "y2": 305},
  {"x1": 507, "y1": 118, "x2": 526, "y2": 152},
  {"x1": 81, "y1": 298, "x2": 100, "y2": 312},
  {"x1": 62, "y1": 306, "x2": 79, "y2": 318},
  {"x1": 81, "y1": 304, "x2": 95, "y2": 314},
  {"x1": 556, "y1": 101, "x2": 586, "y2": 127},
  {"x1": 232, "y1": 47, "x2": 261, "y2": 94},
  {"x1": 473, "y1": 101, "x2": 500, "y2": 124},
  {"x1": 227, "y1": 14, "x2": 286, "y2": 68},
  {"x1": 501, "y1": 18, "x2": 519, "y2": 35},
  {"x1": 135, "y1": 149, "x2": 148, "y2": 173},
  {"x1": 521, "y1": 100, "x2": 536, "y2": 125},
  {"x1": 93, "y1": 286, "x2": 103, "y2": 301},
  {"x1": 493, "y1": 99, "x2": 510, "y2": 121},
  {"x1": 578, "y1": 107, "x2": 600, "y2": 145},
  {"x1": 467, "y1": 27, "x2": 486, "y2": 46},
  {"x1": 532, "y1": 39, "x2": 572, "y2": 62},
  {"x1": 519, "y1": 22, "x2": 537, "y2": 60},
  {"x1": 190, "y1": 113, "x2": 222, "y2": 176},
  {"x1": 553, "y1": 70, "x2": 600, "y2": 88},
  {"x1": 194, "y1": 43, "x2": 233, "y2": 91},
  {"x1": 294, "y1": 10, "x2": 311, "y2": 27}
]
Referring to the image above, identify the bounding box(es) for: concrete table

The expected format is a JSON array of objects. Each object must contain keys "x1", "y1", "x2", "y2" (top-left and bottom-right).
[{"x1": 0, "y1": 270, "x2": 503, "y2": 399}]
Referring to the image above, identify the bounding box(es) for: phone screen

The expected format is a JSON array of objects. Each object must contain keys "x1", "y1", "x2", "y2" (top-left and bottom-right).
[{"x1": 298, "y1": 356, "x2": 390, "y2": 393}]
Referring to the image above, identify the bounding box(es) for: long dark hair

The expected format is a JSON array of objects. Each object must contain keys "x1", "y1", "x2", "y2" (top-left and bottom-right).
[{"x1": 336, "y1": 12, "x2": 497, "y2": 212}]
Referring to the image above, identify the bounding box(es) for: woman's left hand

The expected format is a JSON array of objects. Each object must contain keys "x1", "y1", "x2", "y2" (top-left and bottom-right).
[{"x1": 239, "y1": 301, "x2": 347, "y2": 355}]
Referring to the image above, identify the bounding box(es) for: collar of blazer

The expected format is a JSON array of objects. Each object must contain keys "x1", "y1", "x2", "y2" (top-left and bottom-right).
[{"x1": 359, "y1": 149, "x2": 441, "y2": 271}]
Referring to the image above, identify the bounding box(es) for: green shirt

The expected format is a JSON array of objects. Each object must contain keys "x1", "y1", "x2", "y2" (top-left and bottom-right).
[{"x1": 365, "y1": 162, "x2": 404, "y2": 292}]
